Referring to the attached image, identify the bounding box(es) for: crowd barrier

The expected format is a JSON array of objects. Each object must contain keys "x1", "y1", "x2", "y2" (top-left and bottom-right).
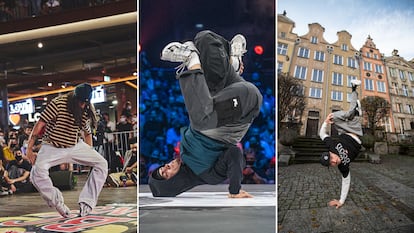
[{"x1": 94, "y1": 130, "x2": 137, "y2": 173}]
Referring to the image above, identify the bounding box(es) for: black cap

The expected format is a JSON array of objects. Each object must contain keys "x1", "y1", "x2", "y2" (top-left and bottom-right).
[
  {"x1": 320, "y1": 151, "x2": 330, "y2": 167},
  {"x1": 74, "y1": 83, "x2": 93, "y2": 102}
]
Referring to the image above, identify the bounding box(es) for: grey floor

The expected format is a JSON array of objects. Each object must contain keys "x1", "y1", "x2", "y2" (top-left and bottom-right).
[{"x1": 139, "y1": 184, "x2": 276, "y2": 233}]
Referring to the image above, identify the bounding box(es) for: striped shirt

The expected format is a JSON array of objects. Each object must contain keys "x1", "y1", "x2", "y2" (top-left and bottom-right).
[{"x1": 40, "y1": 95, "x2": 92, "y2": 148}]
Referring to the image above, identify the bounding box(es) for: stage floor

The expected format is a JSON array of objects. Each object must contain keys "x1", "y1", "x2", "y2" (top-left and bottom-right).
[
  {"x1": 0, "y1": 174, "x2": 137, "y2": 233},
  {"x1": 139, "y1": 184, "x2": 276, "y2": 233}
]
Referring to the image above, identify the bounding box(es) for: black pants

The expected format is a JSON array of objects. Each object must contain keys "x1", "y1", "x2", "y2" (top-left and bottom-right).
[
  {"x1": 199, "y1": 146, "x2": 245, "y2": 194},
  {"x1": 178, "y1": 30, "x2": 262, "y2": 133}
]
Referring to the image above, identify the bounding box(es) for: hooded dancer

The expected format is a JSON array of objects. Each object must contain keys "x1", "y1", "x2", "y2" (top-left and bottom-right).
[{"x1": 148, "y1": 30, "x2": 263, "y2": 198}]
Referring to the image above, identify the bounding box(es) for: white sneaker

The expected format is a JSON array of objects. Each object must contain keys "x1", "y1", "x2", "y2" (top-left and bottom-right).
[
  {"x1": 230, "y1": 34, "x2": 247, "y2": 57},
  {"x1": 161, "y1": 41, "x2": 197, "y2": 63},
  {"x1": 79, "y1": 202, "x2": 92, "y2": 217},
  {"x1": 351, "y1": 79, "x2": 361, "y2": 87},
  {"x1": 56, "y1": 202, "x2": 71, "y2": 218},
  {"x1": 161, "y1": 41, "x2": 199, "y2": 74},
  {"x1": 230, "y1": 34, "x2": 247, "y2": 73}
]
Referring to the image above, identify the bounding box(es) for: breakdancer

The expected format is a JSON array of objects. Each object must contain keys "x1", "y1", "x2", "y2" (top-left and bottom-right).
[
  {"x1": 319, "y1": 79, "x2": 363, "y2": 208},
  {"x1": 27, "y1": 83, "x2": 108, "y2": 217},
  {"x1": 148, "y1": 30, "x2": 263, "y2": 198}
]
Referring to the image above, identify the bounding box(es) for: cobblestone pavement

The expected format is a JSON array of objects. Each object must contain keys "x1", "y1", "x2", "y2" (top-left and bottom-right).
[{"x1": 278, "y1": 154, "x2": 414, "y2": 233}]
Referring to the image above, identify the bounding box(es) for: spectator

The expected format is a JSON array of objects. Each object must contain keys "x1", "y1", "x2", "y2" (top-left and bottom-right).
[
  {"x1": 5, "y1": 147, "x2": 33, "y2": 193},
  {"x1": 265, "y1": 156, "x2": 275, "y2": 184},
  {"x1": 18, "y1": 123, "x2": 33, "y2": 155},
  {"x1": 139, "y1": 153, "x2": 148, "y2": 184},
  {"x1": 121, "y1": 100, "x2": 133, "y2": 118},
  {"x1": 242, "y1": 148, "x2": 268, "y2": 184},
  {"x1": 30, "y1": 0, "x2": 42, "y2": 16},
  {"x1": 116, "y1": 114, "x2": 133, "y2": 154},
  {"x1": 0, "y1": 164, "x2": 12, "y2": 195},
  {"x1": 106, "y1": 137, "x2": 137, "y2": 187},
  {"x1": 41, "y1": 0, "x2": 61, "y2": 15}
]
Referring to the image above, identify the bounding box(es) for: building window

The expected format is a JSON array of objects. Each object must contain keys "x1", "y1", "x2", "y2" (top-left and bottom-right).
[
  {"x1": 277, "y1": 43, "x2": 288, "y2": 55},
  {"x1": 365, "y1": 79, "x2": 374, "y2": 91},
  {"x1": 314, "y1": 51, "x2": 325, "y2": 61},
  {"x1": 346, "y1": 92, "x2": 354, "y2": 102},
  {"x1": 399, "y1": 69, "x2": 406, "y2": 80},
  {"x1": 374, "y1": 54, "x2": 378, "y2": 59},
  {"x1": 400, "y1": 118, "x2": 405, "y2": 133},
  {"x1": 366, "y1": 52, "x2": 371, "y2": 58},
  {"x1": 309, "y1": 87, "x2": 322, "y2": 98},
  {"x1": 392, "y1": 82, "x2": 399, "y2": 94},
  {"x1": 402, "y1": 84, "x2": 408, "y2": 96},
  {"x1": 363, "y1": 61, "x2": 372, "y2": 71},
  {"x1": 347, "y1": 57, "x2": 357, "y2": 68},
  {"x1": 277, "y1": 61, "x2": 283, "y2": 73},
  {"x1": 407, "y1": 104, "x2": 414, "y2": 114},
  {"x1": 377, "y1": 81, "x2": 386, "y2": 92},
  {"x1": 408, "y1": 72, "x2": 414, "y2": 81},
  {"x1": 333, "y1": 55, "x2": 343, "y2": 65},
  {"x1": 390, "y1": 67, "x2": 397, "y2": 77},
  {"x1": 294, "y1": 65, "x2": 307, "y2": 80},
  {"x1": 311, "y1": 69, "x2": 324, "y2": 82},
  {"x1": 341, "y1": 44, "x2": 348, "y2": 51},
  {"x1": 394, "y1": 103, "x2": 402, "y2": 113},
  {"x1": 298, "y1": 47, "x2": 310, "y2": 58},
  {"x1": 311, "y1": 36, "x2": 318, "y2": 44},
  {"x1": 332, "y1": 72, "x2": 343, "y2": 86},
  {"x1": 331, "y1": 91, "x2": 343, "y2": 101},
  {"x1": 375, "y1": 64, "x2": 383, "y2": 73},
  {"x1": 280, "y1": 32, "x2": 286, "y2": 38}
]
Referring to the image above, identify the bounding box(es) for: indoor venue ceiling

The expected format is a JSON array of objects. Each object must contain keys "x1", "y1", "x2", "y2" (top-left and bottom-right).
[{"x1": 0, "y1": 3, "x2": 137, "y2": 101}]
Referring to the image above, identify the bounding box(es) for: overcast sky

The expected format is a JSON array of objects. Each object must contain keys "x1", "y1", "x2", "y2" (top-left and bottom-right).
[{"x1": 278, "y1": 0, "x2": 414, "y2": 60}]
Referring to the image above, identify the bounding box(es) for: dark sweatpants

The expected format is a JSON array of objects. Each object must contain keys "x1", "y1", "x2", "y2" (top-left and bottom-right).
[{"x1": 177, "y1": 30, "x2": 262, "y2": 133}]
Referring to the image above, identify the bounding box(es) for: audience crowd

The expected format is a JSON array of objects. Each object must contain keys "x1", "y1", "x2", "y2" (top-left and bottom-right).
[
  {"x1": 139, "y1": 52, "x2": 276, "y2": 185},
  {"x1": 0, "y1": 102, "x2": 137, "y2": 195}
]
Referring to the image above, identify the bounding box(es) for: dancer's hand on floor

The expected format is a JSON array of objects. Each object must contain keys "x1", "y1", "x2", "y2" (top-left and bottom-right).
[
  {"x1": 228, "y1": 190, "x2": 254, "y2": 198},
  {"x1": 328, "y1": 199, "x2": 343, "y2": 209},
  {"x1": 325, "y1": 113, "x2": 334, "y2": 124}
]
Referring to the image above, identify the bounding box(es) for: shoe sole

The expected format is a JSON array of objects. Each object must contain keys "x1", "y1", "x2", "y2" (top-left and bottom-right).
[
  {"x1": 161, "y1": 42, "x2": 195, "y2": 62},
  {"x1": 231, "y1": 34, "x2": 247, "y2": 56}
]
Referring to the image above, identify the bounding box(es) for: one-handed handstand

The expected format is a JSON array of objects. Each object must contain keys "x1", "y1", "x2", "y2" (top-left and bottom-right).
[
  {"x1": 148, "y1": 30, "x2": 262, "y2": 198},
  {"x1": 319, "y1": 79, "x2": 363, "y2": 208}
]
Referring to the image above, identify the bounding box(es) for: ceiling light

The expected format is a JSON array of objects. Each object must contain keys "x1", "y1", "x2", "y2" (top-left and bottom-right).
[
  {"x1": 47, "y1": 82, "x2": 52, "y2": 87},
  {"x1": 37, "y1": 42, "x2": 43, "y2": 48}
]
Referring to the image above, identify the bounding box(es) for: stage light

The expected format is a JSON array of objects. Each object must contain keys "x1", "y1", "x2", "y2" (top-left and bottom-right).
[{"x1": 254, "y1": 45, "x2": 264, "y2": 55}]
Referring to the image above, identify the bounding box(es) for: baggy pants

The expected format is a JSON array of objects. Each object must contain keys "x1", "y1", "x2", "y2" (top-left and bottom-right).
[
  {"x1": 178, "y1": 30, "x2": 262, "y2": 133},
  {"x1": 332, "y1": 90, "x2": 363, "y2": 136},
  {"x1": 30, "y1": 140, "x2": 108, "y2": 209}
]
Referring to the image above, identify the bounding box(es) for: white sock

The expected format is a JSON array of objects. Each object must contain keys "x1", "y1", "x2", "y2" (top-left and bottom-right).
[
  {"x1": 231, "y1": 56, "x2": 240, "y2": 72},
  {"x1": 187, "y1": 52, "x2": 201, "y2": 69}
]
